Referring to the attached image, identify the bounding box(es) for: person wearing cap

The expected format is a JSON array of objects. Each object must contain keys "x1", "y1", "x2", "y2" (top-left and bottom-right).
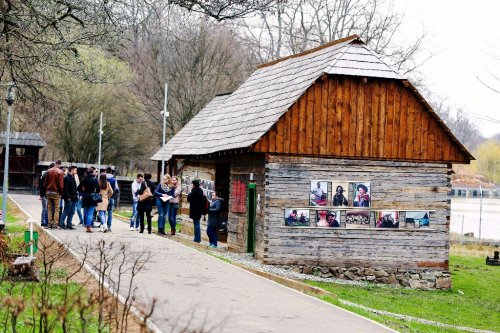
[
  {"x1": 353, "y1": 183, "x2": 370, "y2": 207},
  {"x1": 187, "y1": 179, "x2": 205, "y2": 243}
]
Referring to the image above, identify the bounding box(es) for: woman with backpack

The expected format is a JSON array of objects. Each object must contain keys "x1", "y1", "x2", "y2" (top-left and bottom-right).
[
  {"x1": 96, "y1": 173, "x2": 114, "y2": 232},
  {"x1": 137, "y1": 172, "x2": 156, "y2": 234},
  {"x1": 77, "y1": 167, "x2": 99, "y2": 233}
]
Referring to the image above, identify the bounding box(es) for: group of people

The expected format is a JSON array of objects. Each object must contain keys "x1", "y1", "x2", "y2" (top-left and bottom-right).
[{"x1": 39, "y1": 160, "x2": 119, "y2": 233}]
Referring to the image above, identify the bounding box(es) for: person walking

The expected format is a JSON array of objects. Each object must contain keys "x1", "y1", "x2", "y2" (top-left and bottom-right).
[
  {"x1": 130, "y1": 174, "x2": 143, "y2": 231},
  {"x1": 207, "y1": 191, "x2": 223, "y2": 248},
  {"x1": 74, "y1": 171, "x2": 84, "y2": 225},
  {"x1": 154, "y1": 174, "x2": 172, "y2": 236},
  {"x1": 38, "y1": 162, "x2": 54, "y2": 227},
  {"x1": 105, "y1": 167, "x2": 119, "y2": 231},
  {"x1": 137, "y1": 172, "x2": 155, "y2": 234},
  {"x1": 168, "y1": 176, "x2": 182, "y2": 235},
  {"x1": 44, "y1": 160, "x2": 64, "y2": 229},
  {"x1": 97, "y1": 173, "x2": 114, "y2": 232},
  {"x1": 187, "y1": 179, "x2": 205, "y2": 243},
  {"x1": 60, "y1": 166, "x2": 78, "y2": 230},
  {"x1": 78, "y1": 167, "x2": 99, "y2": 233}
]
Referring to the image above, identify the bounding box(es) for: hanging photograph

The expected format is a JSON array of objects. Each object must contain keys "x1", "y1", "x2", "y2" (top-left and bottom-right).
[
  {"x1": 345, "y1": 210, "x2": 371, "y2": 228},
  {"x1": 375, "y1": 211, "x2": 400, "y2": 228},
  {"x1": 316, "y1": 210, "x2": 341, "y2": 228},
  {"x1": 405, "y1": 211, "x2": 430, "y2": 228},
  {"x1": 284, "y1": 209, "x2": 310, "y2": 227},
  {"x1": 351, "y1": 182, "x2": 371, "y2": 207},
  {"x1": 182, "y1": 175, "x2": 192, "y2": 194},
  {"x1": 331, "y1": 182, "x2": 349, "y2": 207},
  {"x1": 310, "y1": 181, "x2": 328, "y2": 206}
]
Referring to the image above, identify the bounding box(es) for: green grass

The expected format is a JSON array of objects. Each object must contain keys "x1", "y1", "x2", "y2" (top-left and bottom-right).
[{"x1": 307, "y1": 255, "x2": 500, "y2": 332}]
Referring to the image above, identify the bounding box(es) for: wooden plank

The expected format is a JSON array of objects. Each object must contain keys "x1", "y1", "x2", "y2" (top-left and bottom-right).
[
  {"x1": 306, "y1": 86, "x2": 314, "y2": 154},
  {"x1": 413, "y1": 102, "x2": 423, "y2": 159},
  {"x1": 276, "y1": 115, "x2": 284, "y2": 153},
  {"x1": 269, "y1": 126, "x2": 277, "y2": 153},
  {"x1": 283, "y1": 104, "x2": 292, "y2": 153},
  {"x1": 385, "y1": 80, "x2": 394, "y2": 158},
  {"x1": 290, "y1": 103, "x2": 299, "y2": 154},
  {"x1": 392, "y1": 83, "x2": 401, "y2": 159},
  {"x1": 298, "y1": 96, "x2": 307, "y2": 153},
  {"x1": 371, "y1": 80, "x2": 380, "y2": 157},
  {"x1": 435, "y1": 124, "x2": 443, "y2": 161},
  {"x1": 260, "y1": 130, "x2": 269, "y2": 152},
  {"x1": 348, "y1": 78, "x2": 358, "y2": 156},
  {"x1": 326, "y1": 77, "x2": 336, "y2": 155},
  {"x1": 442, "y1": 127, "x2": 451, "y2": 161},
  {"x1": 363, "y1": 80, "x2": 372, "y2": 157},
  {"x1": 421, "y1": 111, "x2": 429, "y2": 160},
  {"x1": 320, "y1": 79, "x2": 329, "y2": 155},
  {"x1": 335, "y1": 78, "x2": 343, "y2": 155},
  {"x1": 355, "y1": 79, "x2": 365, "y2": 156},
  {"x1": 405, "y1": 94, "x2": 415, "y2": 159},
  {"x1": 342, "y1": 78, "x2": 351, "y2": 156},
  {"x1": 399, "y1": 88, "x2": 408, "y2": 159},
  {"x1": 378, "y1": 80, "x2": 387, "y2": 158},
  {"x1": 428, "y1": 115, "x2": 436, "y2": 160}
]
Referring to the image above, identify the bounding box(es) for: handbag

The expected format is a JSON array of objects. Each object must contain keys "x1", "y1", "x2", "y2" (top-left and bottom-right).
[
  {"x1": 139, "y1": 183, "x2": 153, "y2": 202},
  {"x1": 91, "y1": 192, "x2": 103, "y2": 204}
]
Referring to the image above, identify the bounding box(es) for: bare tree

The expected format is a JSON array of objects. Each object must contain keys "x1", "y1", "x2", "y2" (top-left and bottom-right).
[{"x1": 170, "y1": 0, "x2": 279, "y2": 21}]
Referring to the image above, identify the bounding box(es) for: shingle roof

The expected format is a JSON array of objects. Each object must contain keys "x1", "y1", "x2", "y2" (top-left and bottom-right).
[
  {"x1": 0, "y1": 132, "x2": 46, "y2": 147},
  {"x1": 151, "y1": 35, "x2": 402, "y2": 161}
]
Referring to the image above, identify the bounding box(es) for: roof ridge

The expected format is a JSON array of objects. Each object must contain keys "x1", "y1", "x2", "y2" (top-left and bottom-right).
[{"x1": 256, "y1": 34, "x2": 361, "y2": 69}]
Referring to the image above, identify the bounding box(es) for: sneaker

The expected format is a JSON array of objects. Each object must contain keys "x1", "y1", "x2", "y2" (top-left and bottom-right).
[
  {"x1": 135, "y1": 227, "x2": 140, "y2": 231},
  {"x1": 130, "y1": 227, "x2": 134, "y2": 231},
  {"x1": 67, "y1": 226, "x2": 75, "y2": 230},
  {"x1": 209, "y1": 244, "x2": 217, "y2": 248}
]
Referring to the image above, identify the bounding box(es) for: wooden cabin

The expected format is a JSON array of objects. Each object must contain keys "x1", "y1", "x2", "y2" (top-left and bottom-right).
[
  {"x1": 151, "y1": 35, "x2": 473, "y2": 289},
  {"x1": 0, "y1": 132, "x2": 46, "y2": 192}
]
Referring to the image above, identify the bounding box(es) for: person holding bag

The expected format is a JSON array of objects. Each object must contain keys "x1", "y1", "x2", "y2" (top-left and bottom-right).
[
  {"x1": 137, "y1": 172, "x2": 156, "y2": 234},
  {"x1": 168, "y1": 176, "x2": 182, "y2": 235},
  {"x1": 96, "y1": 173, "x2": 114, "y2": 232},
  {"x1": 77, "y1": 167, "x2": 99, "y2": 233}
]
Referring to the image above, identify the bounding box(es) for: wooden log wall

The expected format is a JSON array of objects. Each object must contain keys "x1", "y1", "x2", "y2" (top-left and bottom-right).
[
  {"x1": 252, "y1": 76, "x2": 470, "y2": 164},
  {"x1": 263, "y1": 155, "x2": 451, "y2": 269}
]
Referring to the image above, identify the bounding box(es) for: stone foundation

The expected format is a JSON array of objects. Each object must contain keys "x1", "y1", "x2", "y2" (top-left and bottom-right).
[{"x1": 276, "y1": 265, "x2": 451, "y2": 290}]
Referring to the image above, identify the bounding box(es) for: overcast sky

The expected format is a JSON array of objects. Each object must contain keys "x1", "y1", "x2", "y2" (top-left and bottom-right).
[{"x1": 396, "y1": 0, "x2": 500, "y2": 137}]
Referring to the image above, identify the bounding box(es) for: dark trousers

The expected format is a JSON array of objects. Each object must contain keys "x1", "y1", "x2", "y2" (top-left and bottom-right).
[
  {"x1": 207, "y1": 225, "x2": 218, "y2": 246},
  {"x1": 138, "y1": 207, "x2": 152, "y2": 233}
]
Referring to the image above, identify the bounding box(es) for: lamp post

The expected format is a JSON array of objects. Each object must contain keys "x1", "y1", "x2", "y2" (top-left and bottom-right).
[
  {"x1": 97, "y1": 112, "x2": 103, "y2": 173},
  {"x1": 161, "y1": 83, "x2": 168, "y2": 177},
  {"x1": 1, "y1": 84, "x2": 15, "y2": 232}
]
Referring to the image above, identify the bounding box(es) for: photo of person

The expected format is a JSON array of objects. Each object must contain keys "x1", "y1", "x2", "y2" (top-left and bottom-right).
[
  {"x1": 310, "y1": 181, "x2": 328, "y2": 206},
  {"x1": 345, "y1": 210, "x2": 370, "y2": 228},
  {"x1": 375, "y1": 211, "x2": 399, "y2": 228},
  {"x1": 332, "y1": 182, "x2": 349, "y2": 207},
  {"x1": 284, "y1": 209, "x2": 309, "y2": 227},
  {"x1": 316, "y1": 210, "x2": 341, "y2": 227},
  {"x1": 352, "y1": 182, "x2": 370, "y2": 207},
  {"x1": 405, "y1": 211, "x2": 429, "y2": 228}
]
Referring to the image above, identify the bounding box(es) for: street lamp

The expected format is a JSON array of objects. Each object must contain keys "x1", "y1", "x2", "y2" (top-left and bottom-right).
[
  {"x1": 161, "y1": 83, "x2": 169, "y2": 177},
  {"x1": 97, "y1": 112, "x2": 103, "y2": 173},
  {"x1": 0, "y1": 84, "x2": 15, "y2": 232}
]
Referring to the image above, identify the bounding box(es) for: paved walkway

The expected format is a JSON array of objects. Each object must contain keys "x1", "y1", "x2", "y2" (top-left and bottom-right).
[{"x1": 11, "y1": 194, "x2": 394, "y2": 333}]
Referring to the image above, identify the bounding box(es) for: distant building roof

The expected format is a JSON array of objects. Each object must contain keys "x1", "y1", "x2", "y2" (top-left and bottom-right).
[
  {"x1": 151, "y1": 35, "x2": 403, "y2": 160},
  {"x1": 0, "y1": 132, "x2": 46, "y2": 147}
]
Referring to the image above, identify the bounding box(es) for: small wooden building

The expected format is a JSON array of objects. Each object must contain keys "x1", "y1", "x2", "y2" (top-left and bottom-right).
[
  {"x1": 0, "y1": 131, "x2": 46, "y2": 192},
  {"x1": 151, "y1": 35, "x2": 473, "y2": 289}
]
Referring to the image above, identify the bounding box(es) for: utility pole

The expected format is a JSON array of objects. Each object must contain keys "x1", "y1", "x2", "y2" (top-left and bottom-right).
[
  {"x1": 161, "y1": 83, "x2": 169, "y2": 176},
  {"x1": 98, "y1": 112, "x2": 103, "y2": 173},
  {"x1": 1, "y1": 83, "x2": 15, "y2": 232},
  {"x1": 479, "y1": 185, "x2": 483, "y2": 242}
]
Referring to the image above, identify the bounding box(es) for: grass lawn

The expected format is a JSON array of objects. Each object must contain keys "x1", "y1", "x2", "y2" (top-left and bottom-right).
[{"x1": 307, "y1": 250, "x2": 500, "y2": 333}]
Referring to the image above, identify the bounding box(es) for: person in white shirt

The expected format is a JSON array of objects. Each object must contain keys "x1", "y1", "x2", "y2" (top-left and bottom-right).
[{"x1": 130, "y1": 173, "x2": 143, "y2": 231}]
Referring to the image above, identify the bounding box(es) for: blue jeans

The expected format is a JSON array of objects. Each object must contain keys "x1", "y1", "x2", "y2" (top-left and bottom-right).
[
  {"x1": 169, "y1": 203, "x2": 178, "y2": 231},
  {"x1": 107, "y1": 198, "x2": 115, "y2": 229},
  {"x1": 98, "y1": 210, "x2": 107, "y2": 228},
  {"x1": 84, "y1": 205, "x2": 96, "y2": 227},
  {"x1": 60, "y1": 199, "x2": 77, "y2": 228},
  {"x1": 193, "y1": 218, "x2": 201, "y2": 243},
  {"x1": 76, "y1": 196, "x2": 84, "y2": 224},
  {"x1": 130, "y1": 201, "x2": 139, "y2": 228},
  {"x1": 207, "y1": 225, "x2": 218, "y2": 246},
  {"x1": 41, "y1": 197, "x2": 48, "y2": 226},
  {"x1": 156, "y1": 199, "x2": 169, "y2": 229}
]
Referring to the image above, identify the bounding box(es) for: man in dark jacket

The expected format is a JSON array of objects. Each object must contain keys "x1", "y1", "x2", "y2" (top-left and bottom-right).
[
  {"x1": 60, "y1": 166, "x2": 78, "y2": 229},
  {"x1": 77, "y1": 168, "x2": 99, "y2": 233},
  {"x1": 136, "y1": 172, "x2": 156, "y2": 234},
  {"x1": 187, "y1": 179, "x2": 205, "y2": 243},
  {"x1": 207, "y1": 192, "x2": 223, "y2": 248},
  {"x1": 44, "y1": 160, "x2": 64, "y2": 229},
  {"x1": 38, "y1": 162, "x2": 54, "y2": 227}
]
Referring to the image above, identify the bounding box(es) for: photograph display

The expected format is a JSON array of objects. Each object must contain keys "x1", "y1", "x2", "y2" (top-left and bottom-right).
[
  {"x1": 284, "y1": 209, "x2": 310, "y2": 227},
  {"x1": 316, "y1": 210, "x2": 341, "y2": 228},
  {"x1": 405, "y1": 211, "x2": 430, "y2": 228},
  {"x1": 181, "y1": 175, "x2": 192, "y2": 194},
  {"x1": 352, "y1": 182, "x2": 371, "y2": 207},
  {"x1": 181, "y1": 176, "x2": 214, "y2": 197},
  {"x1": 310, "y1": 181, "x2": 328, "y2": 206},
  {"x1": 345, "y1": 210, "x2": 370, "y2": 228},
  {"x1": 375, "y1": 211, "x2": 399, "y2": 228},
  {"x1": 331, "y1": 182, "x2": 349, "y2": 207}
]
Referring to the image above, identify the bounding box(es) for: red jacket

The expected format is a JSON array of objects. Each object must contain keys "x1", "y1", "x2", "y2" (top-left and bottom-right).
[{"x1": 44, "y1": 167, "x2": 64, "y2": 195}]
